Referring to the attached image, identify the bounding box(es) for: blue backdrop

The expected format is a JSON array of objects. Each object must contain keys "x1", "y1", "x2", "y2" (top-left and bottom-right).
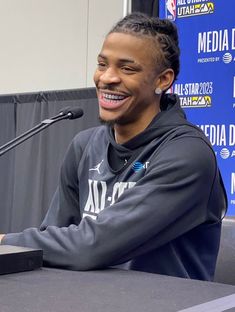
[{"x1": 159, "y1": 0, "x2": 235, "y2": 214}]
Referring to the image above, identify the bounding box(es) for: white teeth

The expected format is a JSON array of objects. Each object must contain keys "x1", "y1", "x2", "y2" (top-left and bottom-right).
[{"x1": 103, "y1": 93, "x2": 126, "y2": 100}]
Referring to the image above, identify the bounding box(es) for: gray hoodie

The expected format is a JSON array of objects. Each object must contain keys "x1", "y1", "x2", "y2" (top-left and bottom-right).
[{"x1": 2, "y1": 94, "x2": 227, "y2": 281}]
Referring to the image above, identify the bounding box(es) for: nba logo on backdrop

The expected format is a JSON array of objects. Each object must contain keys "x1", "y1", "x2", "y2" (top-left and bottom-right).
[{"x1": 165, "y1": 0, "x2": 176, "y2": 21}]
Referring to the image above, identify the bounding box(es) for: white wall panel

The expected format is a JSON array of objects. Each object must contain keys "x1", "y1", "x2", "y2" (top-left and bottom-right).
[
  {"x1": 0, "y1": 0, "x2": 123, "y2": 94},
  {"x1": 0, "y1": 0, "x2": 88, "y2": 94},
  {"x1": 86, "y1": 0, "x2": 123, "y2": 87}
]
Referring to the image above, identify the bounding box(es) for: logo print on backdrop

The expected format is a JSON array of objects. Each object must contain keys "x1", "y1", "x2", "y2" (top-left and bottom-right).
[
  {"x1": 233, "y1": 77, "x2": 235, "y2": 98},
  {"x1": 173, "y1": 81, "x2": 213, "y2": 108},
  {"x1": 165, "y1": 0, "x2": 176, "y2": 21},
  {"x1": 197, "y1": 28, "x2": 235, "y2": 64},
  {"x1": 233, "y1": 77, "x2": 235, "y2": 108},
  {"x1": 197, "y1": 124, "x2": 235, "y2": 160},
  {"x1": 176, "y1": 1, "x2": 214, "y2": 19},
  {"x1": 220, "y1": 148, "x2": 230, "y2": 159},
  {"x1": 231, "y1": 173, "x2": 235, "y2": 195},
  {"x1": 223, "y1": 53, "x2": 233, "y2": 64},
  {"x1": 233, "y1": 76, "x2": 235, "y2": 98},
  {"x1": 219, "y1": 148, "x2": 235, "y2": 160},
  {"x1": 191, "y1": 96, "x2": 212, "y2": 107}
]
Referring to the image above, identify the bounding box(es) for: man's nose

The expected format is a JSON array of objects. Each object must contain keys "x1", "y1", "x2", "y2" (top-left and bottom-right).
[{"x1": 99, "y1": 67, "x2": 121, "y2": 84}]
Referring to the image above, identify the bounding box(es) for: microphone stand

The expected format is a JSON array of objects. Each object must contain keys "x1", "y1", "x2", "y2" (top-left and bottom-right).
[
  {"x1": 0, "y1": 111, "x2": 74, "y2": 157},
  {"x1": 0, "y1": 107, "x2": 84, "y2": 275}
]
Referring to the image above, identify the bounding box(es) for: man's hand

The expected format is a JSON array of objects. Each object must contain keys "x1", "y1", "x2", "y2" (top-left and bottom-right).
[{"x1": 0, "y1": 234, "x2": 5, "y2": 243}]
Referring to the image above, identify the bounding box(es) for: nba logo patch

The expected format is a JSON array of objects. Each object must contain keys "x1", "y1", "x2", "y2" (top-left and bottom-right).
[{"x1": 165, "y1": 0, "x2": 176, "y2": 21}]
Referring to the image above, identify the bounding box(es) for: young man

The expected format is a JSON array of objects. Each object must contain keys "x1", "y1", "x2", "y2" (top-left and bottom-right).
[{"x1": 0, "y1": 13, "x2": 227, "y2": 281}]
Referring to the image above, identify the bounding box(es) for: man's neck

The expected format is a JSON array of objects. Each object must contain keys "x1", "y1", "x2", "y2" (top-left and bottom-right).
[{"x1": 114, "y1": 116, "x2": 156, "y2": 144}]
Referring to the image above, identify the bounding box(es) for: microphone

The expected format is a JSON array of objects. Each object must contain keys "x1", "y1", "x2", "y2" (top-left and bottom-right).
[
  {"x1": 0, "y1": 107, "x2": 84, "y2": 157},
  {"x1": 59, "y1": 107, "x2": 84, "y2": 120}
]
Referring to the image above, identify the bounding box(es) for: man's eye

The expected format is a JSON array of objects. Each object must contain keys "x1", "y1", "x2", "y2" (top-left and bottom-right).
[
  {"x1": 97, "y1": 63, "x2": 107, "y2": 70},
  {"x1": 121, "y1": 67, "x2": 135, "y2": 73}
]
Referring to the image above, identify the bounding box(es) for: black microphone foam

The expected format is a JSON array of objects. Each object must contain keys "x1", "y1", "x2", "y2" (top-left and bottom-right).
[{"x1": 60, "y1": 107, "x2": 84, "y2": 120}]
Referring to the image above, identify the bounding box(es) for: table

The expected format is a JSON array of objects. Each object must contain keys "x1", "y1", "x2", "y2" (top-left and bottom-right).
[{"x1": 0, "y1": 268, "x2": 235, "y2": 312}]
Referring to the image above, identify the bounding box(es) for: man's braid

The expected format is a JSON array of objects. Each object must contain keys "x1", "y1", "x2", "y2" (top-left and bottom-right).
[{"x1": 109, "y1": 12, "x2": 180, "y2": 81}]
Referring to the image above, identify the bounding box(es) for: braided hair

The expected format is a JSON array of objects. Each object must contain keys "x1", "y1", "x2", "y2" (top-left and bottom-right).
[{"x1": 108, "y1": 12, "x2": 180, "y2": 83}]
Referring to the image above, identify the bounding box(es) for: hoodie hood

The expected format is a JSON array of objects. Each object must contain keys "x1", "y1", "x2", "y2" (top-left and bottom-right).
[
  {"x1": 106, "y1": 94, "x2": 196, "y2": 171},
  {"x1": 108, "y1": 94, "x2": 189, "y2": 149}
]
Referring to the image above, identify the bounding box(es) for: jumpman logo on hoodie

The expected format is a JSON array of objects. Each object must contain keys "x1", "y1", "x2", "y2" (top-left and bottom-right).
[{"x1": 89, "y1": 160, "x2": 104, "y2": 174}]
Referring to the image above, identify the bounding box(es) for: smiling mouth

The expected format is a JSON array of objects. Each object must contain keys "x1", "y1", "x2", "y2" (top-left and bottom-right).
[
  {"x1": 102, "y1": 92, "x2": 128, "y2": 101},
  {"x1": 99, "y1": 92, "x2": 130, "y2": 109}
]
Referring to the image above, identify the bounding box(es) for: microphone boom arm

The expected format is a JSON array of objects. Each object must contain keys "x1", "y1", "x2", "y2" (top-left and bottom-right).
[{"x1": 0, "y1": 108, "x2": 83, "y2": 157}]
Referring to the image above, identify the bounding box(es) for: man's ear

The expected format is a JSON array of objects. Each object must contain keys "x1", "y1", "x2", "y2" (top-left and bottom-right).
[{"x1": 155, "y1": 68, "x2": 175, "y2": 92}]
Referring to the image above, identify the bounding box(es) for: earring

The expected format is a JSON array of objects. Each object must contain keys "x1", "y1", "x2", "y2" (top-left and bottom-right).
[{"x1": 155, "y1": 87, "x2": 162, "y2": 95}]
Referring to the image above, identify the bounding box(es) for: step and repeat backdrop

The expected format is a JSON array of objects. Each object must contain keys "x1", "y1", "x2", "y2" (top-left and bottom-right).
[{"x1": 159, "y1": 0, "x2": 235, "y2": 214}]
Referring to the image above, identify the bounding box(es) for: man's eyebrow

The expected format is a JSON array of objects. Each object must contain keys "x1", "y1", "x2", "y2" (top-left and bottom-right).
[
  {"x1": 98, "y1": 53, "x2": 137, "y2": 64},
  {"x1": 119, "y1": 58, "x2": 136, "y2": 64}
]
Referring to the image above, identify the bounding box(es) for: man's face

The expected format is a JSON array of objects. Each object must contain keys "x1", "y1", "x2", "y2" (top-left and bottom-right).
[{"x1": 94, "y1": 32, "x2": 161, "y2": 126}]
